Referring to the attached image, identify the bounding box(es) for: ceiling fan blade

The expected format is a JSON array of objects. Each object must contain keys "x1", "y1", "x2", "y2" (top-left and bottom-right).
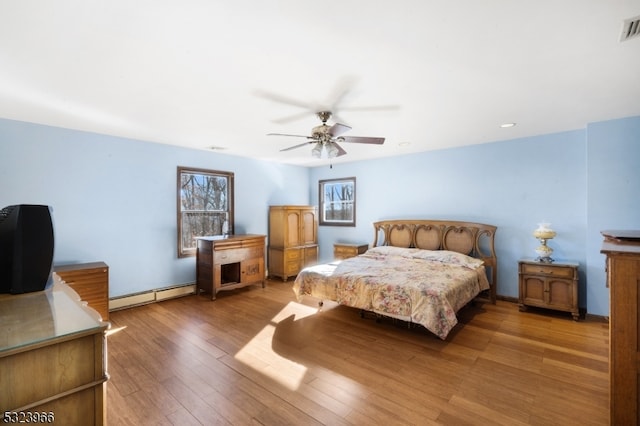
[
  {"x1": 340, "y1": 105, "x2": 401, "y2": 112},
  {"x1": 333, "y1": 142, "x2": 348, "y2": 157},
  {"x1": 280, "y1": 141, "x2": 314, "y2": 152},
  {"x1": 271, "y1": 111, "x2": 314, "y2": 124},
  {"x1": 253, "y1": 89, "x2": 313, "y2": 110},
  {"x1": 326, "y1": 75, "x2": 358, "y2": 110},
  {"x1": 267, "y1": 133, "x2": 312, "y2": 139},
  {"x1": 340, "y1": 136, "x2": 385, "y2": 145},
  {"x1": 330, "y1": 113, "x2": 350, "y2": 127},
  {"x1": 328, "y1": 123, "x2": 352, "y2": 137}
]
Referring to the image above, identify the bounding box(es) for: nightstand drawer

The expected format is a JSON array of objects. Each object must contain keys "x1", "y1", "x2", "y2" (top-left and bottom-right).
[
  {"x1": 521, "y1": 263, "x2": 574, "y2": 278},
  {"x1": 334, "y1": 246, "x2": 358, "y2": 256}
]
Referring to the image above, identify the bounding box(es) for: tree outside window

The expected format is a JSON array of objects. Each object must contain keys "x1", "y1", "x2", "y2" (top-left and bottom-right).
[
  {"x1": 319, "y1": 177, "x2": 356, "y2": 226},
  {"x1": 177, "y1": 167, "x2": 234, "y2": 257}
]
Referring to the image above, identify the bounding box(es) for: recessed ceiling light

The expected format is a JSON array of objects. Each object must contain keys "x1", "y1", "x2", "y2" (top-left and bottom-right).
[
  {"x1": 500, "y1": 123, "x2": 516, "y2": 128},
  {"x1": 209, "y1": 145, "x2": 227, "y2": 151},
  {"x1": 398, "y1": 141, "x2": 411, "y2": 147}
]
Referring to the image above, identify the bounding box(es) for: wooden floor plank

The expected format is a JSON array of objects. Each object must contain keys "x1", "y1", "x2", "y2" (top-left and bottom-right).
[{"x1": 106, "y1": 279, "x2": 609, "y2": 425}]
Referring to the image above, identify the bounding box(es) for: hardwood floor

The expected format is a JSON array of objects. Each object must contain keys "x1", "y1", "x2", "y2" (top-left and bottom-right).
[{"x1": 106, "y1": 279, "x2": 609, "y2": 425}]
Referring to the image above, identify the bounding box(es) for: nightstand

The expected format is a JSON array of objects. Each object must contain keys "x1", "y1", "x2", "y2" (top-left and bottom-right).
[
  {"x1": 518, "y1": 259, "x2": 579, "y2": 320},
  {"x1": 334, "y1": 243, "x2": 369, "y2": 260}
]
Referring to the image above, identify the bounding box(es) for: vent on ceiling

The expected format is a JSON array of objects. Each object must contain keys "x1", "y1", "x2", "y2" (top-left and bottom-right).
[{"x1": 620, "y1": 15, "x2": 640, "y2": 42}]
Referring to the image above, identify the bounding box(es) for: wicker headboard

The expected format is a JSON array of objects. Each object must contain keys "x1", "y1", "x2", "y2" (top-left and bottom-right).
[{"x1": 372, "y1": 219, "x2": 497, "y2": 303}]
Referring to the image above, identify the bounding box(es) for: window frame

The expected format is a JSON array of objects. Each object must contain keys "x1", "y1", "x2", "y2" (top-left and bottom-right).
[
  {"x1": 177, "y1": 166, "x2": 234, "y2": 258},
  {"x1": 319, "y1": 177, "x2": 356, "y2": 227}
]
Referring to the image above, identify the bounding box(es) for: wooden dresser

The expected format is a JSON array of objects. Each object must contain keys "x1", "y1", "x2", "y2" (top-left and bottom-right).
[
  {"x1": 518, "y1": 259, "x2": 579, "y2": 320},
  {"x1": 0, "y1": 278, "x2": 109, "y2": 425},
  {"x1": 268, "y1": 205, "x2": 318, "y2": 281},
  {"x1": 196, "y1": 234, "x2": 266, "y2": 300},
  {"x1": 601, "y1": 230, "x2": 640, "y2": 426},
  {"x1": 54, "y1": 262, "x2": 109, "y2": 320}
]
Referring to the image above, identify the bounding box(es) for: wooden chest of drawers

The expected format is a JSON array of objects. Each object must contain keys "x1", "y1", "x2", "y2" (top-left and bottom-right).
[
  {"x1": 0, "y1": 279, "x2": 108, "y2": 425},
  {"x1": 601, "y1": 231, "x2": 640, "y2": 425},
  {"x1": 518, "y1": 259, "x2": 579, "y2": 320},
  {"x1": 54, "y1": 262, "x2": 109, "y2": 320}
]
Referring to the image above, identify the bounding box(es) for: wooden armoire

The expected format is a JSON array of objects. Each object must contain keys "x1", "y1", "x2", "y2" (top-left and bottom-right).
[
  {"x1": 601, "y1": 230, "x2": 640, "y2": 426},
  {"x1": 268, "y1": 205, "x2": 318, "y2": 281}
]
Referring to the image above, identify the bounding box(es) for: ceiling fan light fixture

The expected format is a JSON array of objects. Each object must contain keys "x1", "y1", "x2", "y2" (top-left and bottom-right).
[
  {"x1": 268, "y1": 110, "x2": 385, "y2": 160},
  {"x1": 326, "y1": 143, "x2": 339, "y2": 158},
  {"x1": 311, "y1": 142, "x2": 323, "y2": 158}
]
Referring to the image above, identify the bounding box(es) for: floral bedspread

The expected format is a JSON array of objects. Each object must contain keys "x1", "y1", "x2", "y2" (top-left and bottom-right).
[{"x1": 292, "y1": 246, "x2": 490, "y2": 339}]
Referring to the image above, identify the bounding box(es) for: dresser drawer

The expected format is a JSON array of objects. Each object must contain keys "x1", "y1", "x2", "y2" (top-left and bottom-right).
[
  {"x1": 285, "y1": 249, "x2": 301, "y2": 260},
  {"x1": 54, "y1": 262, "x2": 109, "y2": 320},
  {"x1": 521, "y1": 263, "x2": 574, "y2": 278},
  {"x1": 247, "y1": 246, "x2": 264, "y2": 258},
  {"x1": 285, "y1": 261, "x2": 301, "y2": 275}
]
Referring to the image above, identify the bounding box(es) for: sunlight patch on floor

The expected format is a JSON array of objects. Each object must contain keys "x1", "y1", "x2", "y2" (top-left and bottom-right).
[
  {"x1": 234, "y1": 301, "x2": 327, "y2": 390},
  {"x1": 105, "y1": 325, "x2": 127, "y2": 336}
]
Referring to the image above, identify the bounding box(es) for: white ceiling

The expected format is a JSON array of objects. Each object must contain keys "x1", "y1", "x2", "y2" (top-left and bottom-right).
[{"x1": 1, "y1": 1, "x2": 639, "y2": 167}]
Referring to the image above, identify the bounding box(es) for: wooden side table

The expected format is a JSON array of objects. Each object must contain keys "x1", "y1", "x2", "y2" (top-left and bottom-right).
[
  {"x1": 196, "y1": 234, "x2": 266, "y2": 300},
  {"x1": 518, "y1": 259, "x2": 579, "y2": 320},
  {"x1": 334, "y1": 243, "x2": 369, "y2": 260}
]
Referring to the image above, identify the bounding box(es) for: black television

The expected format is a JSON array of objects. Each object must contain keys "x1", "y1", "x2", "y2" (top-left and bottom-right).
[{"x1": 0, "y1": 204, "x2": 55, "y2": 294}]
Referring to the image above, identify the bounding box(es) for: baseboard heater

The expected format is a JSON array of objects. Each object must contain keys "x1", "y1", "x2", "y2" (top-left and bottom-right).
[{"x1": 109, "y1": 283, "x2": 196, "y2": 311}]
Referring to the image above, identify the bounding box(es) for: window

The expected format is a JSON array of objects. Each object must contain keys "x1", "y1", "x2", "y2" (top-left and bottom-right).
[
  {"x1": 319, "y1": 177, "x2": 356, "y2": 226},
  {"x1": 177, "y1": 166, "x2": 234, "y2": 257}
]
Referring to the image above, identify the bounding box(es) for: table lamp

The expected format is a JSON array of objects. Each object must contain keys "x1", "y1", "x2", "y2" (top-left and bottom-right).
[{"x1": 533, "y1": 222, "x2": 556, "y2": 263}]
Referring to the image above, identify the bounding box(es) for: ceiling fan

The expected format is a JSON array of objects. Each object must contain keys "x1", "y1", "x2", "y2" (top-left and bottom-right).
[
  {"x1": 254, "y1": 76, "x2": 400, "y2": 125},
  {"x1": 268, "y1": 111, "x2": 385, "y2": 159}
]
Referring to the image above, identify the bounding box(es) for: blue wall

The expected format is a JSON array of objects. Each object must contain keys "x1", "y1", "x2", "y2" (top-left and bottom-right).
[
  {"x1": 585, "y1": 116, "x2": 640, "y2": 316},
  {"x1": 0, "y1": 118, "x2": 309, "y2": 297},
  {"x1": 1, "y1": 115, "x2": 638, "y2": 315},
  {"x1": 310, "y1": 131, "x2": 588, "y2": 304},
  {"x1": 310, "y1": 116, "x2": 640, "y2": 316}
]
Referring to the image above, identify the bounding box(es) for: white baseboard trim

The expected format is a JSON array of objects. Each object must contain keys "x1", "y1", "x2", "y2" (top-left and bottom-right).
[
  {"x1": 109, "y1": 283, "x2": 196, "y2": 311},
  {"x1": 156, "y1": 284, "x2": 196, "y2": 301}
]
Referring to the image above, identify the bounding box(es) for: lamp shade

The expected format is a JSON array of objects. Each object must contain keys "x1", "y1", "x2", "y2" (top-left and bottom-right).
[{"x1": 532, "y1": 223, "x2": 556, "y2": 240}]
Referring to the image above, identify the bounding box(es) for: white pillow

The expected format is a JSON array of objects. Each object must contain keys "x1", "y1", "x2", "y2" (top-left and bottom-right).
[
  {"x1": 365, "y1": 246, "x2": 419, "y2": 257},
  {"x1": 409, "y1": 249, "x2": 484, "y2": 269}
]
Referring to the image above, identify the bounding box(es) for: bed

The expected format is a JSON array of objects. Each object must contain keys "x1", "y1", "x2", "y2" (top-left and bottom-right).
[{"x1": 292, "y1": 219, "x2": 497, "y2": 339}]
